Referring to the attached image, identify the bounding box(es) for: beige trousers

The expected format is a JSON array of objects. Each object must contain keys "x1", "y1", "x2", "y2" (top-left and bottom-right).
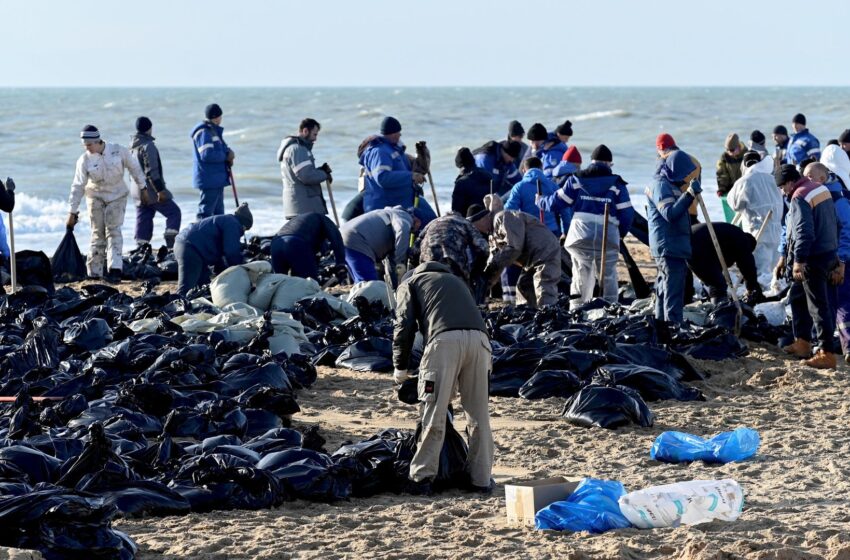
[
  {"x1": 87, "y1": 195, "x2": 127, "y2": 276},
  {"x1": 410, "y1": 329, "x2": 494, "y2": 487}
]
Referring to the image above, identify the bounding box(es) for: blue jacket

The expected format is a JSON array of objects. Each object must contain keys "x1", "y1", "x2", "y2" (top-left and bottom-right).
[
  {"x1": 177, "y1": 214, "x2": 244, "y2": 269},
  {"x1": 452, "y1": 166, "x2": 494, "y2": 215},
  {"x1": 826, "y1": 177, "x2": 850, "y2": 262},
  {"x1": 552, "y1": 160, "x2": 580, "y2": 186},
  {"x1": 646, "y1": 178, "x2": 696, "y2": 259},
  {"x1": 538, "y1": 163, "x2": 633, "y2": 250},
  {"x1": 534, "y1": 134, "x2": 567, "y2": 177},
  {"x1": 359, "y1": 136, "x2": 417, "y2": 212},
  {"x1": 785, "y1": 128, "x2": 820, "y2": 166},
  {"x1": 785, "y1": 178, "x2": 837, "y2": 263},
  {"x1": 0, "y1": 214, "x2": 8, "y2": 259},
  {"x1": 505, "y1": 168, "x2": 569, "y2": 236},
  {"x1": 473, "y1": 141, "x2": 520, "y2": 194},
  {"x1": 191, "y1": 121, "x2": 231, "y2": 191}
]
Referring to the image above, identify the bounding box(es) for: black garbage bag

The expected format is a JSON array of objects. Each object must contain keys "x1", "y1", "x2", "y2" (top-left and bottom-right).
[
  {"x1": 335, "y1": 337, "x2": 393, "y2": 372},
  {"x1": 592, "y1": 365, "x2": 705, "y2": 402},
  {"x1": 57, "y1": 423, "x2": 138, "y2": 488},
  {"x1": 39, "y1": 393, "x2": 89, "y2": 428},
  {"x1": 126, "y1": 436, "x2": 186, "y2": 473},
  {"x1": 84, "y1": 479, "x2": 192, "y2": 518},
  {"x1": 607, "y1": 343, "x2": 703, "y2": 382},
  {"x1": 14, "y1": 250, "x2": 54, "y2": 294},
  {"x1": 7, "y1": 389, "x2": 42, "y2": 440},
  {"x1": 674, "y1": 326, "x2": 749, "y2": 361},
  {"x1": 397, "y1": 375, "x2": 419, "y2": 404},
  {"x1": 243, "y1": 428, "x2": 303, "y2": 455},
  {"x1": 189, "y1": 465, "x2": 285, "y2": 511},
  {"x1": 562, "y1": 385, "x2": 655, "y2": 429},
  {"x1": 2, "y1": 318, "x2": 60, "y2": 378},
  {"x1": 257, "y1": 448, "x2": 352, "y2": 501},
  {"x1": 518, "y1": 370, "x2": 582, "y2": 400},
  {"x1": 331, "y1": 438, "x2": 399, "y2": 497},
  {"x1": 0, "y1": 486, "x2": 136, "y2": 559},
  {"x1": 0, "y1": 445, "x2": 63, "y2": 484},
  {"x1": 63, "y1": 318, "x2": 114, "y2": 352},
  {"x1": 412, "y1": 414, "x2": 469, "y2": 491},
  {"x1": 242, "y1": 408, "x2": 284, "y2": 439},
  {"x1": 51, "y1": 228, "x2": 87, "y2": 283},
  {"x1": 536, "y1": 348, "x2": 609, "y2": 379},
  {"x1": 489, "y1": 368, "x2": 533, "y2": 397},
  {"x1": 236, "y1": 385, "x2": 300, "y2": 417},
  {"x1": 23, "y1": 435, "x2": 85, "y2": 463},
  {"x1": 220, "y1": 362, "x2": 293, "y2": 396}
]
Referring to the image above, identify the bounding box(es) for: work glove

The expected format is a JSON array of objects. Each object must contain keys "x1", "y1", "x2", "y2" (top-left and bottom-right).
[
  {"x1": 792, "y1": 261, "x2": 808, "y2": 282},
  {"x1": 157, "y1": 189, "x2": 173, "y2": 203},
  {"x1": 830, "y1": 261, "x2": 846, "y2": 286},
  {"x1": 412, "y1": 172, "x2": 426, "y2": 185},
  {"x1": 742, "y1": 288, "x2": 765, "y2": 306},
  {"x1": 4, "y1": 178, "x2": 14, "y2": 192},
  {"x1": 686, "y1": 179, "x2": 702, "y2": 197},
  {"x1": 393, "y1": 369, "x2": 411, "y2": 385},
  {"x1": 140, "y1": 187, "x2": 152, "y2": 206},
  {"x1": 226, "y1": 149, "x2": 236, "y2": 165},
  {"x1": 66, "y1": 212, "x2": 79, "y2": 230},
  {"x1": 320, "y1": 162, "x2": 332, "y2": 175},
  {"x1": 774, "y1": 256, "x2": 786, "y2": 279}
]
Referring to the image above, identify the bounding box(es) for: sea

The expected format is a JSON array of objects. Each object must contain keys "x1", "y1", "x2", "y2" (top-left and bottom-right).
[{"x1": 0, "y1": 87, "x2": 847, "y2": 254}]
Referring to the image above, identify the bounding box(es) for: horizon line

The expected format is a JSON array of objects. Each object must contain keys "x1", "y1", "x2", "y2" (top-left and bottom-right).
[{"x1": 1, "y1": 84, "x2": 849, "y2": 89}]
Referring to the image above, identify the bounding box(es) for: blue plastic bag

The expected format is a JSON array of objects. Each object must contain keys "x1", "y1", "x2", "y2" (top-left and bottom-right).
[
  {"x1": 650, "y1": 427, "x2": 760, "y2": 464},
  {"x1": 535, "y1": 478, "x2": 633, "y2": 533}
]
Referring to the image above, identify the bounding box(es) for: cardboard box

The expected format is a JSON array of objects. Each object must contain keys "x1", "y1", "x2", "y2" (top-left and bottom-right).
[{"x1": 505, "y1": 477, "x2": 581, "y2": 527}]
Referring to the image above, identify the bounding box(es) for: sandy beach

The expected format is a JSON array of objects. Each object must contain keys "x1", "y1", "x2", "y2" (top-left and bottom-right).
[{"x1": 82, "y1": 241, "x2": 850, "y2": 560}]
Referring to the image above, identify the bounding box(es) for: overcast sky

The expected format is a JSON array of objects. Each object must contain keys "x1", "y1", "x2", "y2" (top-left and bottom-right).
[{"x1": 4, "y1": 0, "x2": 848, "y2": 87}]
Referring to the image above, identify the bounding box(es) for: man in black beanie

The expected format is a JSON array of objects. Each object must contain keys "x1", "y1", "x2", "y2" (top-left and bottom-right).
[
  {"x1": 130, "y1": 117, "x2": 182, "y2": 249},
  {"x1": 748, "y1": 130, "x2": 768, "y2": 158},
  {"x1": 772, "y1": 125, "x2": 789, "y2": 174},
  {"x1": 786, "y1": 113, "x2": 820, "y2": 167},
  {"x1": 507, "y1": 120, "x2": 530, "y2": 162},
  {"x1": 191, "y1": 103, "x2": 235, "y2": 220},
  {"x1": 452, "y1": 147, "x2": 494, "y2": 216},
  {"x1": 527, "y1": 123, "x2": 566, "y2": 178},
  {"x1": 472, "y1": 139, "x2": 522, "y2": 196}
]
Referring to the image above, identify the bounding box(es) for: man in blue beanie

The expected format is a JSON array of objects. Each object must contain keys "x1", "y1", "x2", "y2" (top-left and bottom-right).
[
  {"x1": 357, "y1": 116, "x2": 437, "y2": 225},
  {"x1": 191, "y1": 103, "x2": 235, "y2": 220}
]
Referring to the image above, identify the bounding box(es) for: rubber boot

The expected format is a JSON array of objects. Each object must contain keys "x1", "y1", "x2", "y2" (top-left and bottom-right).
[
  {"x1": 105, "y1": 268, "x2": 123, "y2": 284},
  {"x1": 782, "y1": 338, "x2": 812, "y2": 358},
  {"x1": 164, "y1": 230, "x2": 178, "y2": 250},
  {"x1": 804, "y1": 350, "x2": 836, "y2": 369}
]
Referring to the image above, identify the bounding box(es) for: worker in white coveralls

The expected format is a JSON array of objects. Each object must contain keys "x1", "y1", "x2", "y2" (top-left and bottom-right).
[
  {"x1": 67, "y1": 125, "x2": 147, "y2": 283},
  {"x1": 392, "y1": 260, "x2": 495, "y2": 495},
  {"x1": 727, "y1": 150, "x2": 784, "y2": 288}
]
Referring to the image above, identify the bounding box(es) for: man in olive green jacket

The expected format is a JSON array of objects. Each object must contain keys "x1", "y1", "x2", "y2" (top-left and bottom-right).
[{"x1": 716, "y1": 133, "x2": 745, "y2": 222}]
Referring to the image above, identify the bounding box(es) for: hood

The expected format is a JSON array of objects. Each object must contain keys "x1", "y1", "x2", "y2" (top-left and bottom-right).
[
  {"x1": 358, "y1": 135, "x2": 403, "y2": 164},
  {"x1": 543, "y1": 133, "x2": 565, "y2": 152},
  {"x1": 130, "y1": 133, "x2": 153, "y2": 149},
  {"x1": 472, "y1": 140, "x2": 499, "y2": 157},
  {"x1": 483, "y1": 193, "x2": 504, "y2": 214},
  {"x1": 278, "y1": 135, "x2": 312, "y2": 161},
  {"x1": 191, "y1": 120, "x2": 221, "y2": 138},
  {"x1": 821, "y1": 144, "x2": 850, "y2": 190},
  {"x1": 744, "y1": 154, "x2": 775, "y2": 177},
  {"x1": 576, "y1": 162, "x2": 614, "y2": 179},
  {"x1": 657, "y1": 150, "x2": 700, "y2": 185},
  {"x1": 553, "y1": 161, "x2": 579, "y2": 178},
  {"x1": 415, "y1": 261, "x2": 453, "y2": 275},
  {"x1": 522, "y1": 168, "x2": 547, "y2": 183}
]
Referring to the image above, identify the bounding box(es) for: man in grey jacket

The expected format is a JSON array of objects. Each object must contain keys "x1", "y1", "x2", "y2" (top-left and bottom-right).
[
  {"x1": 277, "y1": 118, "x2": 332, "y2": 219},
  {"x1": 393, "y1": 261, "x2": 494, "y2": 495},
  {"x1": 341, "y1": 206, "x2": 421, "y2": 283},
  {"x1": 130, "y1": 117, "x2": 182, "y2": 248}
]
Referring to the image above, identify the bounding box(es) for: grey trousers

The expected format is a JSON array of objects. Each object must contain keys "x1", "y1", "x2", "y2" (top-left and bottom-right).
[{"x1": 410, "y1": 329, "x2": 494, "y2": 487}]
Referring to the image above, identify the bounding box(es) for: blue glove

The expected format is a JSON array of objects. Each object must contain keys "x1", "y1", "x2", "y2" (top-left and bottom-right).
[{"x1": 687, "y1": 179, "x2": 702, "y2": 197}]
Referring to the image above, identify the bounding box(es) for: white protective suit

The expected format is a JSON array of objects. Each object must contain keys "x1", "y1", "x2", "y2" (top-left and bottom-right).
[
  {"x1": 727, "y1": 155, "x2": 784, "y2": 288},
  {"x1": 821, "y1": 144, "x2": 850, "y2": 191},
  {"x1": 69, "y1": 142, "x2": 146, "y2": 276}
]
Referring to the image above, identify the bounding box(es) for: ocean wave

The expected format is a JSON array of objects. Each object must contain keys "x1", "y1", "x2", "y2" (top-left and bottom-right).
[
  {"x1": 357, "y1": 108, "x2": 385, "y2": 118},
  {"x1": 571, "y1": 109, "x2": 631, "y2": 122}
]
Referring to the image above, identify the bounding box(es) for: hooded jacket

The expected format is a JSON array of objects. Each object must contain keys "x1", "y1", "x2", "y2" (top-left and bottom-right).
[
  {"x1": 786, "y1": 128, "x2": 821, "y2": 166},
  {"x1": 715, "y1": 145, "x2": 745, "y2": 196},
  {"x1": 277, "y1": 136, "x2": 329, "y2": 218},
  {"x1": 655, "y1": 148, "x2": 701, "y2": 217},
  {"x1": 485, "y1": 194, "x2": 560, "y2": 275},
  {"x1": 647, "y1": 152, "x2": 700, "y2": 259},
  {"x1": 821, "y1": 144, "x2": 850, "y2": 192},
  {"x1": 393, "y1": 261, "x2": 487, "y2": 370},
  {"x1": 538, "y1": 163, "x2": 633, "y2": 251},
  {"x1": 785, "y1": 178, "x2": 837, "y2": 263},
  {"x1": 727, "y1": 156, "x2": 783, "y2": 247},
  {"x1": 358, "y1": 136, "x2": 416, "y2": 211},
  {"x1": 340, "y1": 207, "x2": 413, "y2": 266},
  {"x1": 452, "y1": 166, "x2": 494, "y2": 215},
  {"x1": 176, "y1": 214, "x2": 244, "y2": 269},
  {"x1": 472, "y1": 141, "x2": 520, "y2": 194},
  {"x1": 69, "y1": 142, "x2": 147, "y2": 213},
  {"x1": 191, "y1": 121, "x2": 230, "y2": 191},
  {"x1": 504, "y1": 168, "x2": 570, "y2": 236},
  {"x1": 533, "y1": 134, "x2": 567, "y2": 177}
]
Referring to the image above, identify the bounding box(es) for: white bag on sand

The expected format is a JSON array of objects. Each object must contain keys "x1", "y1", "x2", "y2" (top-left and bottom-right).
[
  {"x1": 211, "y1": 261, "x2": 273, "y2": 308},
  {"x1": 269, "y1": 276, "x2": 322, "y2": 310},
  {"x1": 618, "y1": 479, "x2": 744, "y2": 529},
  {"x1": 247, "y1": 273, "x2": 290, "y2": 310},
  {"x1": 753, "y1": 301, "x2": 788, "y2": 327},
  {"x1": 346, "y1": 280, "x2": 391, "y2": 310}
]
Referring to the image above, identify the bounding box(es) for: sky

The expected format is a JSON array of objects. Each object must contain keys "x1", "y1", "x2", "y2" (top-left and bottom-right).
[{"x1": 3, "y1": 0, "x2": 849, "y2": 87}]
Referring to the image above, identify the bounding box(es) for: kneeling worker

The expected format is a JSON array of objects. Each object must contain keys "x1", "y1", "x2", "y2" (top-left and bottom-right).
[
  {"x1": 271, "y1": 212, "x2": 347, "y2": 282},
  {"x1": 393, "y1": 260, "x2": 494, "y2": 495},
  {"x1": 174, "y1": 203, "x2": 253, "y2": 296}
]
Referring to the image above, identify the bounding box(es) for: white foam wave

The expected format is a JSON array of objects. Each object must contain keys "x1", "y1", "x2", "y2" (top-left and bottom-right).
[{"x1": 570, "y1": 109, "x2": 631, "y2": 122}]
